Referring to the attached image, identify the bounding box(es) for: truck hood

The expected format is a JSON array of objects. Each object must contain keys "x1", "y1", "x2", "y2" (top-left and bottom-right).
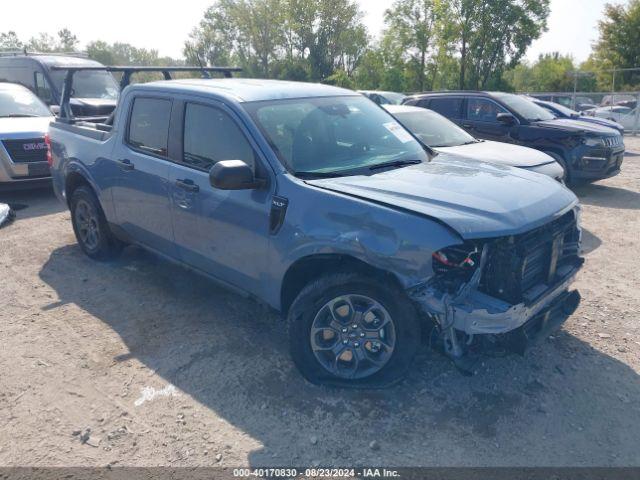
[
  {"x1": 0, "y1": 117, "x2": 53, "y2": 136},
  {"x1": 306, "y1": 154, "x2": 578, "y2": 240},
  {"x1": 532, "y1": 118, "x2": 617, "y2": 135},
  {"x1": 435, "y1": 140, "x2": 554, "y2": 168}
]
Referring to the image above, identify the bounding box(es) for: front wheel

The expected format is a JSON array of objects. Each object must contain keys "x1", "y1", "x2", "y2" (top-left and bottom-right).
[{"x1": 288, "y1": 273, "x2": 420, "y2": 388}]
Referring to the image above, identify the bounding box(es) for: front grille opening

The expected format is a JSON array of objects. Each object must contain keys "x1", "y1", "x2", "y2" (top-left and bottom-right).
[
  {"x1": 2, "y1": 138, "x2": 48, "y2": 164},
  {"x1": 479, "y1": 211, "x2": 580, "y2": 305}
]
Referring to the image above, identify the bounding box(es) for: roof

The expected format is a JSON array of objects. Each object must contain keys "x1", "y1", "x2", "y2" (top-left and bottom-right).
[
  {"x1": 28, "y1": 55, "x2": 104, "y2": 67},
  {"x1": 383, "y1": 104, "x2": 426, "y2": 114},
  {"x1": 358, "y1": 90, "x2": 405, "y2": 96},
  {"x1": 131, "y1": 78, "x2": 356, "y2": 103},
  {"x1": 406, "y1": 90, "x2": 493, "y2": 99},
  {"x1": 0, "y1": 55, "x2": 104, "y2": 67}
]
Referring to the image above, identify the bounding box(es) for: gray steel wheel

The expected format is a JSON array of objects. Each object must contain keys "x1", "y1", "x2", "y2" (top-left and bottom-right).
[
  {"x1": 74, "y1": 198, "x2": 100, "y2": 251},
  {"x1": 310, "y1": 294, "x2": 396, "y2": 379}
]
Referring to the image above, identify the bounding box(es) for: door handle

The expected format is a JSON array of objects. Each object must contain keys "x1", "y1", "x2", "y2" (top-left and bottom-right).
[
  {"x1": 175, "y1": 179, "x2": 199, "y2": 193},
  {"x1": 462, "y1": 123, "x2": 473, "y2": 128},
  {"x1": 116, "y1": 158, "x2": 134, "y2": 171}
]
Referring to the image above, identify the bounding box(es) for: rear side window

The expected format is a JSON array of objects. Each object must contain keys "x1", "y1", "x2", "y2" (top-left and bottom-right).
[
  {"x1": 183, "y1": 103, "x2": 255, "y2": 171},
  {"x1": 127, "y1": 97, "x2": 172, "y2": 156},
  {"x1": 467, "y1": 98, "x2": 507, "y2": 123},
  {"x1": 0, "y1": 67, "x2": 36, "y2": 90},
  {"x1": 428, "y1": 97, "x2": 463, "y2": 118},
  {"x1": 34, "y1": 71, "x2": 53, "y2": 103}
]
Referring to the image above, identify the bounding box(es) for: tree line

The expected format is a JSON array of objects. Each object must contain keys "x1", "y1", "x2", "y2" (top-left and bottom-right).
[{"x1": 1, "y1": 0, "x2": 639, "y2": 92}]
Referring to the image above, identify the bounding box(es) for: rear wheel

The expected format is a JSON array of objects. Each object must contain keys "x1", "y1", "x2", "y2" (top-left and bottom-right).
[
  {"x1": 70, "y1": 186, "x2": 123, "y2": 260},
  {"x1": 288, "y1": 273, "x2": 420, "y2": 388}
]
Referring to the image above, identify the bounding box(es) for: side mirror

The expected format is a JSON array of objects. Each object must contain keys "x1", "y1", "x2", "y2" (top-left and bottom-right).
[
  {"x1": 50, "y1": 105, "x2": 61, "y2": 116},
  {"x1": 497, "y1": 112, "x2": 517, "y2": 125},
  {"x1": 209, "y1": 160, "x2": 265, "y2": 190}
]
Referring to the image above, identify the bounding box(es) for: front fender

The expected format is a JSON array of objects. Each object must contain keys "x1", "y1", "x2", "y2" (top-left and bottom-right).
[{"x1": 266, "y1": 178, "x2": 464, "y2": 309}]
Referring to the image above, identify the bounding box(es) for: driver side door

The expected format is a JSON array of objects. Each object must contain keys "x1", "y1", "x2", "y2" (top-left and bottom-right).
[{"x1": 463, "y1": 97, "x2": 514, "y2": 143}]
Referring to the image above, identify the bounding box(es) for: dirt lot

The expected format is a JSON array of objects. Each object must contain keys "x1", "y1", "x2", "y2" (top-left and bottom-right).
[{"x1": 1, "y1": 138, "x2": 639, "y2": 468}]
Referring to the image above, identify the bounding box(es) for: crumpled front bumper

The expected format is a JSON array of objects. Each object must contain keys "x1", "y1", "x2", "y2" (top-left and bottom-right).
[{"x1": 411, "y1": 259, "x2": 583, "y2": 336}]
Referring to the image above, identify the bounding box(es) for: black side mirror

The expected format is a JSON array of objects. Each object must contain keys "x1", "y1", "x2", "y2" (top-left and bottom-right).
[
  {"x1": 496, "y1": 112, "x2": 517, "y2": 125},
  {"x1": 209, "y1": 160, "x2": 265, "y2": 190}
]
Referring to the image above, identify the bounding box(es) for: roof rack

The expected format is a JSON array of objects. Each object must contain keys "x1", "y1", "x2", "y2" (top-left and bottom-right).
[
  {"x1": 0, "y1": 48, "x2": 89, "y2": 58},
  {"x1": 50, "y1": 65, "x2": 243, "y2": 120}
]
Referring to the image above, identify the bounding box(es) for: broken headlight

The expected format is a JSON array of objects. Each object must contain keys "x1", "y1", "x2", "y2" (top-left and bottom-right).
[{"x1": 431, "y1": 243, "x2": 482, "y2": 288}]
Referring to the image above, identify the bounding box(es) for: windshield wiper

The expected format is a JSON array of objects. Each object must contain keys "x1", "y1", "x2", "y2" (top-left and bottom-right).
[
  {"x1": 369, "y1": 159, "x2": 422, "y2": 171},
  {"x1": 295, "y1": 171, "x2": 346, "y2": 179},
  {"x1": 0, "y1": 114, "x2": 40, "y2": 118}
]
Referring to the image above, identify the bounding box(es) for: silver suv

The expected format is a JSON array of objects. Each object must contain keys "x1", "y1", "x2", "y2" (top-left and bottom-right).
[{"x1": 0, "y1": 82, "x2": 54, "y2": 187}]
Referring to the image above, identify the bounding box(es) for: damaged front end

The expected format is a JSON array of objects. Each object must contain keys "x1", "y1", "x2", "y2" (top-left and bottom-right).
[{"x1": 410, "y1": 209, "x2": 584, "y2": 363}]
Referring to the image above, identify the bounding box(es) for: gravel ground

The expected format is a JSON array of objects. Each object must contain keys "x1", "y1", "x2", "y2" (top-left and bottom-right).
[{"x1": 1, "y1": 137, "x2": 639, "y2": 468}]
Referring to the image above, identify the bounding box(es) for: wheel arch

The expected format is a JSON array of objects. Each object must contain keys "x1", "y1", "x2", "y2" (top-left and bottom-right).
[
  {"x1": 64, "y1": 170, "x2": 93, "y2": 206},
  {"x1": 280, "y1": 253, "x2": 405, "y2": 316}
]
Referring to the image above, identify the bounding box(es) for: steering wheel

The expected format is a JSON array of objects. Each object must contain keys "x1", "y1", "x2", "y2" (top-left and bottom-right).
[{"x1": 350, "y1": 142, "x2": 370, "y2": 155}]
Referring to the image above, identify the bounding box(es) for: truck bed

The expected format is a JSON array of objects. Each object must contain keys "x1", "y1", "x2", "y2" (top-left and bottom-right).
[{"x1": 51, "y1": 119, "x2": 112, "y2": 142}]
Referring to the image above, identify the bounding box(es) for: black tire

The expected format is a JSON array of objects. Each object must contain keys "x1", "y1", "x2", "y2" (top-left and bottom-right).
[
  {"x1": 70, "y1": 186, "x2": 123, "y2": 261},
  {"x1": 287, "y1": 272, "x2": 421, "y2": 388},
  {"x1": 543, "y1": 151, "x2": 570, "y2": 183}
]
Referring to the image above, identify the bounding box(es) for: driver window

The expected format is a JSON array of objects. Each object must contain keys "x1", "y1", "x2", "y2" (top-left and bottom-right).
[
  {"x1": 467, "y1": 98, "x2": 507, "y2": 123},
  {"x1": 183, "y1": 103, "x2": 256, "y2": 171}
]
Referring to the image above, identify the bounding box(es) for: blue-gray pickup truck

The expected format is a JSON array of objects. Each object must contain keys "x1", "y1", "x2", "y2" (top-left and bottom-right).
[{"x1": 48, "y1": 75, "x2": 584, "y2": 386}]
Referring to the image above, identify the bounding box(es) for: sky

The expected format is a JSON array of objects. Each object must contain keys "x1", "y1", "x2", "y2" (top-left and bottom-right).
[{"x1": 1, "y1": 0, "x2": 628, "y2": 64}]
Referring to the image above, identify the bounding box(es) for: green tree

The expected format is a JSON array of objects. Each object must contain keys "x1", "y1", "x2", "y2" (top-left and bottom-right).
[
  {"x1": 504, "y1": 53, "x2": 575, "y2": 92},
  {"x1": 352, "y1": 49, "x2": 384, "y2": 89},
  {"x1": 26, "y1": 33, "x2": 58, "y2": 52},
  {"x1": 57, "y1": 28, "x2": 79, "y2": 51},
  {"x1": 185, "y1": 0, "x2": 368, "y2": 81},
  {"x1": 590, "y1": 0, "x2": 640, "y2": 89},
  {"x1": 452, "y1": 0, "x2": 550, "y2": 89},
  {"x1": 383, "y1": 0, "x2": 444, "y2": 92},
  {"x1": 0, "y1": 31, "x2": 23, "y2": 50},
  {"x1": 24, "y1": 29, "x2": 79, "y2": 53}
]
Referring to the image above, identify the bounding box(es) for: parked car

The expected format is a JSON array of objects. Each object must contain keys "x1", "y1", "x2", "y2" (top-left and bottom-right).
[
  {"x1": 0, "y1": 52, "x2": 118, "y2": 117},
  {"x1": 403, "y1": 91, "x2": 625, "y2": 183},
  {"x1": 528, "y1": 94, "x2": 597, "y2": 112},
  {"x1": 530, "y1": 98, "x2": 625, "y2": 135},
  {"x1": 0, "y1": 82, "x2": 54, "y2": 188},
  {"x1": 384, "y1": 104, "x2": 565, "y2": 181},
  {"x1": 600, "y1": 94, "x2": 636, "y2": 109},
  {"x1": 50, "y1": 76, "x2": 583, "y2": 386},
  {"x1": 359, "y1": 90, "x2": 406, "y2": 105},
  {"x1": 584, "y1": 105, "x2": 639, "y2": 132}
]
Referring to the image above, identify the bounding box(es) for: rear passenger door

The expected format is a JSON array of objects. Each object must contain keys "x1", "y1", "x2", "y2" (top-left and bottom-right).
[
  {"x1": 463, "y1": 97, "x2": 513, "y2": 142},
  {"x1": 168, "y1": 100, "x2": 272, "y2": 295},
  {"x1": 110, "y1": 96, "x2": 176, "y2": 256},
  {"x1": 423, "y1": 97, "x2": 464, "y2": 125}
]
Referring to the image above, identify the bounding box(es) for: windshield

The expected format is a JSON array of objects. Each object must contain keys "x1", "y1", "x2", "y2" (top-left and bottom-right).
[
  {"x1": 543, "y1": 101, "x2": 579, "y2": 118},
  {"x1": 393, "y1": 109, "x2": 476, "y2": 148},
  {"x1": 49, "y1": 70, "x2": 119, "y2": 100},
  {"x1": 244, "y1": 96, "x2": 429, "y2": 177},
  {"x1": 381, "y1": 92, "x2": 406, "y2": 105},
  {"x1": 0, "y1": 88, "x2": 51, "y2": 117},
  {"x1": 493, "y1": 93, "x2": 555, "y2": 122}
]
